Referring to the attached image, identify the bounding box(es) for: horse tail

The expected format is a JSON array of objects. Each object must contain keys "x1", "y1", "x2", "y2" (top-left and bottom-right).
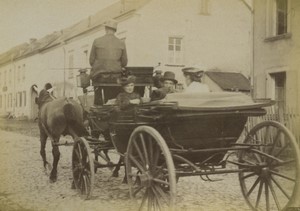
[{"x1": 63, "y1": 103, "x2": 88, "y2": 137}]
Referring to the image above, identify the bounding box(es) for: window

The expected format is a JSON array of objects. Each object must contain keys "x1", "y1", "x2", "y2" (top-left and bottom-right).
[
  {"x1": 4, "y1": 70, "x2": 7, "y2": 86},
  {"x1": 19, "y1": 92, "x2": 22, "y2": 107},
  {"x1": 270, "y1": 72, "x2": 286, "y2": 114},
  {"x1": 266, "y1": 0, "x2": 289, "y2": 37},
  {"x1": 199, "y1": 0, "x2": 210, "y2": 15},
  {"x1": 22, "y1": 64, "x2": 26, "y2": 82},
  {"x1": 23, "y1": 91, "x2": 26, "y2": 107},
  {"x1": 68, "y1": 54, "x2": 74, "y2": 79},
  {"x1": 168, "y1": 37, "x2": 184, "y2": 65},
  {"x1": 9, "y1": 69, "x2": 12, "y2": 84},
  {"x1": 4, "y1": 94, "x2": 6, "y2": 109},
  {"x1": 276, "y1": 0, "x2": 288, "y2": 35},
  {"x1": 17, "y1": 66, "x2": 21, "y2": 83},
  {"x1": 9, "y1": 93, "x2": 12, "y2": 108}
]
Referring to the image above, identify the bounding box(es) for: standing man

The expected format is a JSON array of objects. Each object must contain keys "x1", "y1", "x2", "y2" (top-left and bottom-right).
[
  {"x1": 37, "y1": 83, "x2": 55, "y2": 109},
  {"x1": 89, "y1": 18, "x2": 128, "y2": 105}
]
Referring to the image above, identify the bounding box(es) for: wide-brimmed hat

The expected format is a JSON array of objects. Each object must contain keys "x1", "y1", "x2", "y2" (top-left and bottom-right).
[
  {"x1": 182, "y1": 67, "x2": 205, "y2": 78},
  {"x1": 118, "y1": 75, "x2": 136, "y2": 86},
  {"x1": 104, "y1": 19, "x2": 118, "y2": 31},
  {"x1": 160, "y1": 71, "x2": 178, "y2": 84}
]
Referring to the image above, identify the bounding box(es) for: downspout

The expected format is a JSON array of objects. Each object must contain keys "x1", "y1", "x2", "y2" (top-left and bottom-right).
[
  {"x1": 62, "y1": 43, "x2": 66, "y2": 97},
  {"x1": 11, "y1": 55, "x2": 16, "y2": 116},
  {"x1": 239, "y1": 0, "x2": 254, "y2": 98}
]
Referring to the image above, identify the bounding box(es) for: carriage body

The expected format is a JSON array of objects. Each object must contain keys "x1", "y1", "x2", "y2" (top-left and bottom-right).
[
  {"x1": 75, "y1": 67, "x2": 300, "y2": 211},
  {"x1": 109, "y1": 99, "x2": 268, "y2": 164}
]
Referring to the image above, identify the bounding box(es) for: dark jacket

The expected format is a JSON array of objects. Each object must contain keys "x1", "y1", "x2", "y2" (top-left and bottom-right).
[
  {"x1": 115, "y1": 92, "x2": 141, "y2": 110},
  {"x1": 89, "y1": 34, "x2": 128, "y2": 80},
  {"x1": 150, "y1": 87, "x2": 176, "y2": 101}
]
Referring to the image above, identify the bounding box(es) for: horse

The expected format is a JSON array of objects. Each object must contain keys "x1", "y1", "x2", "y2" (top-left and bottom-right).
[{"x1": 38, "y1": 97, "x2": 88, "y2": 182}]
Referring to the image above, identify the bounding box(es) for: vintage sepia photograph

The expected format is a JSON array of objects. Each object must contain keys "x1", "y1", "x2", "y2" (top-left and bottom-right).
[{"x1": 0, "y1": 0, "x2": 299, "y2": 210}]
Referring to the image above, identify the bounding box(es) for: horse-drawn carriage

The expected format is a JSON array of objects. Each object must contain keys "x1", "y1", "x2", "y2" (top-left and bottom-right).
[{"x1": 73, "y1": 67, "x2": 300, "y2": 211}]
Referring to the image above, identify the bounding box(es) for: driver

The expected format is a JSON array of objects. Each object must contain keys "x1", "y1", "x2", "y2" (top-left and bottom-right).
[{"x1": 89, "y1": 19, "x2": 128, "y2": 106}]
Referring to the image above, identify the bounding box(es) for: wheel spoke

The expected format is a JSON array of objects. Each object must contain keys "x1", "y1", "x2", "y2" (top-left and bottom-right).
[
  {"x1": 241, "y1": 158, "x2": 257, "y2": 166},
  {"x1": 273, "y1": 143, "x2": 290, "y2": 158},
  {"x1": 148, "y1": 135, "x2": 153, "y2": 166},
  {"x1": 74, "y1": 148, "x2": 82, "y2": 162},
  {"x1": 269, "y1": 130, "x2": 281, "y2": 156},
  {"x1": 251, "y1": 149, "x2": 283, "y2": 163},
  {"x1": 140, "y1": 133, "x2": 150, "y2": 169},
  {"x1": 247, "y1": 176, "x2": 260, "y2": 197},
  {"x1": 153, "y1": 146, "x2": 160, "y2": 167},
  {"x1": 77, "y1": 143, "x2": 83, "y2": 160},
  {"x1": 270, "y1": 170, "x2": 295, "y2": 182},
  {"x1": 148, "y1": 189, "x2": 153, "y2": 211},
  {"x1": 265, "y1": 181, "x2": 270, "y2": 211},
  {"x1": 133, "y1": 186, "x2": 144, "y2": 197},
  {"x1": 153, "y1": 184, "x2": 170, "y2": 205},
  {"x1": 82, "y1": 175, "x2": 89, "y2": 195},
  {"x1": 151, "y1": 186, "x2": 163, "y2": 210},
  {"x1": 273, "y1": 159, "x2": 296, "y2": 167},
  {"x1": 129, "y1": 154, "x2": 146, "y2": 173},
  {"x1": 153, "y1": 178, "x2": 170, "y2": 187},
  {"x1": 270, "y1": 175, "x2": 291, "y2": 199},
  {"x1": 133, "y1": 139, "x2": 146, "y2": 167},
  {"x1": 139, "y1": 189, "x2": 148, "y2": 211},
  {"x1": 255, "y1": 180, "x2": 264, "y2": 208},
  {"x1": 266, "y1": 178, "x2": 281, "y2": 210},
  {"x1": 241, "y1": 172, "x2": 257, "y2": 180}
]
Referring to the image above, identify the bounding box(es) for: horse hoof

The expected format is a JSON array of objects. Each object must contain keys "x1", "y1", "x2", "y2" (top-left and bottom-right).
[
  {"x1": 49, "y1": 177, "x2": 57, "y2": 183},
  {"x1": 49, "y1": 172, "x2": 57, "y2": 183},
  {"x1": 112, "y1": 171, "x2": 119, "y2": 178}
]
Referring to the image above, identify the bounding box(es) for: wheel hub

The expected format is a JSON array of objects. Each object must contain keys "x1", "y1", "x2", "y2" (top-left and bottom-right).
[
  {"x1": 139, "y1": 172, "x2": 153, "y2": 187},
  {"x1": 260, "y1": 167, "x2": 270, "y2": 178}
]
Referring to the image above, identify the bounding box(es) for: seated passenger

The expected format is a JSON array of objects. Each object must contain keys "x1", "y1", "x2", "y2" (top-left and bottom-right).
[
  {"x1": 116, "y1": 75, "x2": 141, "y2": 109},
  {"x1": 182, "y1": 67, "x2": 210, "y2": 93},
  {"x1": 150, "y1": 71, "x2": 178, "y2": 101}
]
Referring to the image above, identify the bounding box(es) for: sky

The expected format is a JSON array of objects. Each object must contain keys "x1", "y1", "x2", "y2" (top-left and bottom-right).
[{"x1": 0, "y1": 0, "x2": 119, "y2": 54}]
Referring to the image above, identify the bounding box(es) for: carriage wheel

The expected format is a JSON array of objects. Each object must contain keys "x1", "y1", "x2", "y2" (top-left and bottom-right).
[
  {"x1": 238, "y1": 121, "x2": 300, "y2": 211},
  {"x1": 72, "y1": 137, "x2": 95, "y2": 199},
  {"x1": 125, "y1": 126, "x2": 176, "y2": 211}
]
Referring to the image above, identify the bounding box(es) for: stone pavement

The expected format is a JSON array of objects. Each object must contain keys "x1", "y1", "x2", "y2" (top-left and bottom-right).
[{"x1": 0, "y1": 129, "x2": 251, "y2": 211}]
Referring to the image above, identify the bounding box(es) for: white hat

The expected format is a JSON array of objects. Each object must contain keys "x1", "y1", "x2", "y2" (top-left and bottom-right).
[{"x1": 104, "y1": 19, "x2": 118, "y2": 31}]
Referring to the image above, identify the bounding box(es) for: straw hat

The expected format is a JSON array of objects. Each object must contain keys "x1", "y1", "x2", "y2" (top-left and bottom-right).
[{"x1": 104, "y1": 19, "x2": 118, "y2": 31}]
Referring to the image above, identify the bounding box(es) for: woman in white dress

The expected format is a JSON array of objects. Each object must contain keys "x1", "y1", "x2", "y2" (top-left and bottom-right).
[{"x1": 182, "y1": 67, "x2": 210, "y2": 93}]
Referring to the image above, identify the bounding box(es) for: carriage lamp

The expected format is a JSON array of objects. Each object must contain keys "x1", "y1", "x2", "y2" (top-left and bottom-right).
[{"x1": 76, "y1": 69, "x2": 90, "y2": 92}]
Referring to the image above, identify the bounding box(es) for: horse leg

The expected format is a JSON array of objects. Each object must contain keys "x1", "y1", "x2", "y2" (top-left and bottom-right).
[
  {"x1": 122, "y1": 160, "x2": 127, "y2": 184},
  {"x1": 39, "y1": 122, "x2": 49, "y2": 169},
  {"x1": 50, "y1": 139, "x2": 60, "y2": 183},
  {"x1": 112, "y1": 157, "x2": 122, "y2": 177}
]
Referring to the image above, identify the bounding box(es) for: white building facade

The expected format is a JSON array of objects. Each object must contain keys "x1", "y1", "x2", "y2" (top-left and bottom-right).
[{"x1": 0, "y1": 0, "x2": 252, "y2": 119}]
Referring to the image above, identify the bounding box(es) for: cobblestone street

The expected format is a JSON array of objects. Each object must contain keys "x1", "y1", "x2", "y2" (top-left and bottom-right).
[{"x1": 0, "y1": 129, "x2": 251, "y2": 211}]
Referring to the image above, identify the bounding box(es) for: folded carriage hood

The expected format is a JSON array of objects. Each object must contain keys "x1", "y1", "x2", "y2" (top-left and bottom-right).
[{"x1": 159, "y1": 92, "x2": 274, "y2": 111}]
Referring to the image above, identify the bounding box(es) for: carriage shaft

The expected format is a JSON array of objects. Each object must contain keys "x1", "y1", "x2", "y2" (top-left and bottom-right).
[{"x1": 176, "y1": 168, "x2": 252, "y2": 177}]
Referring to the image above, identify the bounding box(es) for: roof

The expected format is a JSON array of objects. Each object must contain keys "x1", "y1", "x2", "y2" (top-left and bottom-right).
[
  {"x1": 0, "y1": 0, "x2": 151, "y2": 65},
  {"x1": 205, "y1": 71, "x2": 251, "y2": 92}
]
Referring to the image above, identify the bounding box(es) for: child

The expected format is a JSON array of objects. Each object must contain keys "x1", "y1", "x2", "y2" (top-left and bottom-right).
[{"x1": 116, "y1": 76, "x2": 141, "y2": 109}]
